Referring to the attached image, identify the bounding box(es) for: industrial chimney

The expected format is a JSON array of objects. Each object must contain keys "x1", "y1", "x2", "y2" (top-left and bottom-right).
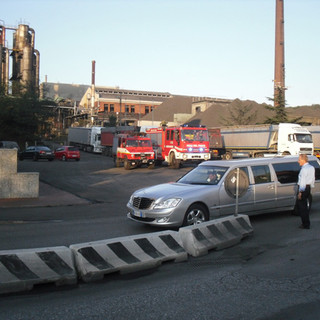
[
  {"x1": 274, "y1": 0, "x2": 285, "y2": 106},
  {"x1": 90, "y1": 60, "x2": 96, "y2": 123}
]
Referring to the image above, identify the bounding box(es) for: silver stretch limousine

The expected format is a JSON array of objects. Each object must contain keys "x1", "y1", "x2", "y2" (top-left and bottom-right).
[{"x1": 127, "y1": 156, "x2": 320, "y2": 227}]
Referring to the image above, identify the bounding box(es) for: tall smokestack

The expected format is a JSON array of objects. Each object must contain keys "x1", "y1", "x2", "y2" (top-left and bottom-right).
[
  {"x1": 274, "y1": 0, "x2": 285, "y2": 106},
  {"x1": 91, "y1": 60, "x2": 95, "y2": 86},
  {"x1": 90, "y1": 60, "x2": 96, "y2": 122}
]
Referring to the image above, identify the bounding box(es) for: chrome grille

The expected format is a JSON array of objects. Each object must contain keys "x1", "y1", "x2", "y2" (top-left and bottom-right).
[{"x1": 132, "y1": 197, "x2": 154, "y2": 209}]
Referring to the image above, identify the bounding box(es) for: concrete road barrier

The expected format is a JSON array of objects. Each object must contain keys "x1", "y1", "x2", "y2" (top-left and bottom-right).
[
  {"x1": 70, "y1": 230, "x2": 187, "y2": 282},
  {"x1": 0, "y1": 149, "x2": 39, "y2": 199},
  {"x1": 0, "y1": 246, "x2": 77, "y2": 294},
  {"x1": 179, "y1": 214, "x2": 253, "y2": 257}
]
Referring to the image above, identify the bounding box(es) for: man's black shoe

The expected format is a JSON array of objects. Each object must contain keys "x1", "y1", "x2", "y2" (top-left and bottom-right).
[{"x1": 299, "y1": 225, "x2": 310, "y2": 229}]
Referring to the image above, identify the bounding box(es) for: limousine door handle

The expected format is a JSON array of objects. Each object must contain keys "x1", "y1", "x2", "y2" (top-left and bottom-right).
[{"x1": 268, "y1": 185, "x2": 275, "y2": 190}]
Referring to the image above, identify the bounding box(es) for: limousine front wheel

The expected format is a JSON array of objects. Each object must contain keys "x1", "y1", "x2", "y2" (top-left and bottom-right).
[{"x1": 183, "y1": 203, "x2": 209, "y2": 226}]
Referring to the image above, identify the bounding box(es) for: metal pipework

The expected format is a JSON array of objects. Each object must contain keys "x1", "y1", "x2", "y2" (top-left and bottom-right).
[{"x1": 11, "y1": 24, "x2": 40, "y2": 95}]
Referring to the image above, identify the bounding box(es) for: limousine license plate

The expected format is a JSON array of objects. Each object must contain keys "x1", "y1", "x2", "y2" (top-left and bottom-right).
[{"x1": 134, "y1": 210, "x2": 144, "y2": 218}]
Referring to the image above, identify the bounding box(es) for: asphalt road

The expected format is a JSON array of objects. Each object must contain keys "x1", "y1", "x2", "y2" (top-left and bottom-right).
[{"x1": 0, "y1": 152, "x2": 320, "y2": 320}]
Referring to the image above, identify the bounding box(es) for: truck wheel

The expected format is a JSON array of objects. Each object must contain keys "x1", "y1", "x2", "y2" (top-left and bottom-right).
[
  {"x1": 170, "y1": 153, "x2": 181, "y2": 169},
  {"x1": 124, "y1": 159, "x2": 131, "y2": 170},
  {"x1": 282, "y1": 151, "x2": 291, "y2": 156},
  {"x1": 223, "y1": 151, "x2": 232, "y2": 160},
  {"x1": 115, "y1": 157, "x2": 121, "y2": 167},
  {"x1": 155, "y1": 160, "x2": 163, "y2": 166},
  {"x1": 182, "y1": 203, "x2": 209, "y2": 226},
  {"x1": 148, "y1": 163, "x2": 155, "y2": 169},
  {"x1": 254, "y1": 153, "x2": 264, "y2": 158}
]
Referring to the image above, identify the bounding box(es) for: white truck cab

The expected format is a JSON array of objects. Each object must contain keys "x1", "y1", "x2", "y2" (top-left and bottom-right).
[{"x1": 277, "y1": 123, "x2": 313, "y2": 156}]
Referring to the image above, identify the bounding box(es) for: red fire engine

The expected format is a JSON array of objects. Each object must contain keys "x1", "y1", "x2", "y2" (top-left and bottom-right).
[
  {"x1": 146, "y1": 125, "x2": 210, "y2": 168},
  {"x1": 113, "y1": 134, "x2": 155, "y2": 170}
]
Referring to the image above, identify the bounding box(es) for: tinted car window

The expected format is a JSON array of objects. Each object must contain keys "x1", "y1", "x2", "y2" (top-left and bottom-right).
[
  {"x1": 309, "y1": 160, "x2": 320, "y2": 180},
  {"x1": 37, "y1": 146, "x2": 51, "y2": 151},
  {"x1": 68, "y1": 147, "x2": 79, "y2": 151},
  {"x1": 251, "y1": 165, "x2": 271, "y2": 184},
  {"x1": 272, "y1": 162, "x2": 300, "y2": 184}
]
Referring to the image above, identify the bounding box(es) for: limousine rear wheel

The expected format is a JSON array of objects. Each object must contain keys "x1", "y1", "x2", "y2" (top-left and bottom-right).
[{"x1": 183, "y1": 203, "x2": 209, "y2": 226}]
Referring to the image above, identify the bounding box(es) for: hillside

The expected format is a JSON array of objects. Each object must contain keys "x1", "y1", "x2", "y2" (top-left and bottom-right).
[{"x1": 183, "y1": 100, "x2": 320, "y2": 127}]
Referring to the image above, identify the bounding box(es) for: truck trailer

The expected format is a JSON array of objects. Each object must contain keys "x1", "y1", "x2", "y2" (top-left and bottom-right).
[
  {"x1": 207, "y1": 128, "x2": 224, "y2": 159},
  {"x1": 304, "y1": 126, "x2": 320, "y2": 158},
  {"x1": 219, "y1": 123, "x2": 313, "y2": 160},
  {"x1": 68, "y1": 126, "x2": 104, "y2": 153},
  {"x1": 101, "y1": 126, "x2": 140, "y2": 156}
]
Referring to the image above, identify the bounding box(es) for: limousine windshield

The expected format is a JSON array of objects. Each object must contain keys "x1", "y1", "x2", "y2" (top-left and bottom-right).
[{"x1": 177, "y1": 165, "x2": 228, "y2": 185}]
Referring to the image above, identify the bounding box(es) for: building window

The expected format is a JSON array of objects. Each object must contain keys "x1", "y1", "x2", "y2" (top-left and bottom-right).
[
  {"x1": 125, "y1": 105, "x2": 130, "y2": 113},
  {"x1": 131, "y1": 105, "x2": 135, "y2": 113},
  {"x1": 104, "y1": 104, "x2": 109, "y2": 112},
  {"x1": 110, "y1": 104, "x2": 114, "y2": 112},
  {"x1": 145, "y1": 106, "x2": 150, "y2": 114},
  {"x1": 196, "y1": 106, "x2": 201, "y2": 113}
]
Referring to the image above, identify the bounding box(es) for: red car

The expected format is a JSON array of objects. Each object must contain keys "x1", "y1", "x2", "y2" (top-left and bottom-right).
[{"x1": 54, "y1": 146, "x2": 80, "y2": 161}]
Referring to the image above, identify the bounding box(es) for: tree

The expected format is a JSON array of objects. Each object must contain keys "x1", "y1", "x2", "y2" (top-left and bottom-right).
[
  {"x1": 0, "y1": 85, "x2": 55, "y2": 148},
  {"x1": 264, "y1": 87, "x2": 301, "y2": 124},
  {"x1": 220, "y1": 99, "x2": 257, "y2": 126},
  {"x1": 108, "y1": 114, "x2": 117, "y2": 127}
]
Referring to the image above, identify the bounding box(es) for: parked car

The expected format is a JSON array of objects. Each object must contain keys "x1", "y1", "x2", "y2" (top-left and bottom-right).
[
  {"x1": 54, "y1": 146, "x2": 80, "y2": 161},
  {"x1": 19, "y1": 146, "x2": 55, "y2": 161},
  {"x1": 0, "y1": 141, "x2": 20, "y2": 152},
  {"x1": 127, "y1": 155, "x2": 320, "y2": 227}
]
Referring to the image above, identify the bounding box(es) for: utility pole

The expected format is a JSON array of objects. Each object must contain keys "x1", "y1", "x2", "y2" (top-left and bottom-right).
[{"x1": 274, "y1": 0, "x2": 285, "y2": 107}]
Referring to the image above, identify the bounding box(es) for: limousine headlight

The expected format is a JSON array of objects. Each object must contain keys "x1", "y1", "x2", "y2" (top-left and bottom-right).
[{"x1": 154, "y1": 198, "x2": 181, "y2": 209}]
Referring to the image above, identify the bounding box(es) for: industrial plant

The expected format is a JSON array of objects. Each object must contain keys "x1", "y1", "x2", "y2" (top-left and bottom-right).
[
  {"x1": 1, "y1": 0, "x2": 319, "y2": 139},
  {"x1": 0, "y1": 23, "x2": 40, "y2": 95}
]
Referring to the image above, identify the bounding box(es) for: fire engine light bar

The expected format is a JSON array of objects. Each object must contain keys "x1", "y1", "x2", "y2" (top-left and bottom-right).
[
  {"x1": 199, "y1": 147, "x2": 204, "y2": 152},
  {"x1": 188, "y1": 147, "x2": 193, "y2": 152}
]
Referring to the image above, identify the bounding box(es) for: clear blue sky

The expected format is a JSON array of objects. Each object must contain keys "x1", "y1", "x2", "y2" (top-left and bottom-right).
[{"x1": 2, "y1": 0, "x2": 319, "y2": 107}]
